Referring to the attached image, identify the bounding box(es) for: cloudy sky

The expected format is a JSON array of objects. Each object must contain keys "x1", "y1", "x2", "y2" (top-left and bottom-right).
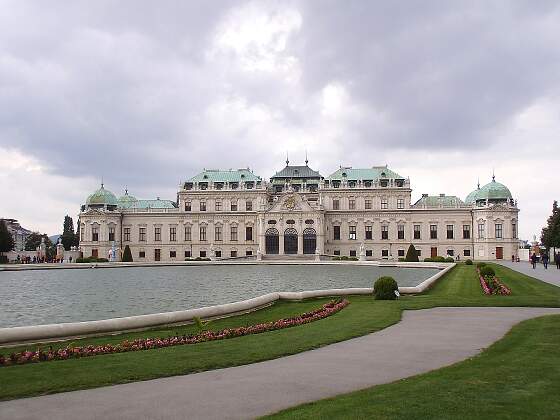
[{"x1": 1, "y1": 0, "x2": 559, "y2": 239}]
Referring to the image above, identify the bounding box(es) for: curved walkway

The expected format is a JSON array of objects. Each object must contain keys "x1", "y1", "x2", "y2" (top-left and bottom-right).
[
  {"x1": 2, "y1": 307, "x2": 560, "y2": 420},
  {"x1": 498, "y1": 260, "x2": 560, "y2": 287}
]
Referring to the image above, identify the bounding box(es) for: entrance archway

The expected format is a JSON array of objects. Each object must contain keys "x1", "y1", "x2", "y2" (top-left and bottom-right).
[
  {"x1": 303, "y1": 228, "x2": 317, "y2": 254},
  {"x1": 284, "y1": 228, "x2": 298, "y2": 254},
  {"x1": 265, "y1": 228, "x2": 279, "y2": 254}
]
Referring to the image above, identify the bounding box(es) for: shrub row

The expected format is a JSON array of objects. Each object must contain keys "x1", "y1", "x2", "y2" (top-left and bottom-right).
[
  {"x1": 75, "y1": 257, "x2": 109, "y2": 263},
  {"x1": 185, "y1": 257, "x2": 211, "y2": 261},
  {"x1": 0, "y1": 299, "x2": 350, "y2": 367},
  {"x1": 331, "y1": 256, "x2": 359, "y2": 261},
  {"x1": 476, "y1": 265, "x2": 511, "y2": 296},
  {"x1": 423, "y1": 256, "x2": 454, "y2": 263}
]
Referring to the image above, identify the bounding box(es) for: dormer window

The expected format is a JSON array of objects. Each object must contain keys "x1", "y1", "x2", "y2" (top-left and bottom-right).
[
  {"x1": 349, "y1": 181, "x2": 356, "y2": 188},
  {"x1": 364, "y1": 181, "x2": 372, "y2": 188},
  {"x1": 215, "y1": 183, "x2": 223, "y2": 190},
  {"x1": 332, "y1": 181, "x2": 340, "y2": 188},
  {"x1": 199, "y1": 182, "x2": 208, "y2": 190},
  {"x1": 380, "y1": 179, "x2": 388, "y2": 187},
  {"x1": 231, "y1": 182, "x2": 239, "y2": 189},
  {"x1": 396, "y1": 179, "x2": 404, "y2": 187}
]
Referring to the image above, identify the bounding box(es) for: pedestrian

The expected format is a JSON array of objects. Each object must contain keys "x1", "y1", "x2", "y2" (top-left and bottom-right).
[
  {"x1": 511, "y1": 254, "x2": 515, "y2": 262},
  {"x1": 531, "y1": 252, "x2": 537, "y2": 269},
  {"x1": 542, "y1": 253, "x2": 549, "y2": 269},
  {"x1": 556, "y1": 252, "x2": 560, "y2": 270}
]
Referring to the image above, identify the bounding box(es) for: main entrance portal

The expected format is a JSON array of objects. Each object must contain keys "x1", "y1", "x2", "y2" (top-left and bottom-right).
[
  {"x1": 265, "y1": 228, "x2": 279, "y2": 254},
  {"x1": 303, "y1": 228, "x2": 316, "y2": 254},
  {"x1": 284, "y1": 228, "x2": 298, "y2": 254}
]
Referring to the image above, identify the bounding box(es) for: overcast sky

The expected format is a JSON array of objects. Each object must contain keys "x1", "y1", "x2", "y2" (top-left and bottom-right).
[{"x1": 1, "y1": 0, "x2": 559, "y2": 239}]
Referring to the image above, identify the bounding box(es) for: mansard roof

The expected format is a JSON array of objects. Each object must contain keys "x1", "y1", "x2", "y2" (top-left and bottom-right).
[
  {"x1": 327, "y1": 166, "x2": 404, "y2": 181},
  {"x1": 188, "y1": 168, "x2": 261, "y2": 183},
  {"x1": 120, "y1": 198, "x2": 177, "y2": 209},
  {"x1": 412, "y1": 194, "x2": 465, "y2": 208},
  {"x1": 271, "y1": 165, "x2": 322, "y2": 179}
]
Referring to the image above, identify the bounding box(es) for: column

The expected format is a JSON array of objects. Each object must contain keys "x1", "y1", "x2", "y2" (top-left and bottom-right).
[{"x1": 298, "y1": 232, "x2": 303, "y2": 255}]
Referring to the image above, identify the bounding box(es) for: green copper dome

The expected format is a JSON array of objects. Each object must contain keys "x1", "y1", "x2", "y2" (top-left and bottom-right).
[
  {"x1": 117, "y1": 189, "x2": 138, "y2": 208},
  {"x1": 86, "y1": 184, "x2": 118, "y2": 206},
  {"x1": 464, "y1": 187, "x2": 480, "y2": 204},
  {"x1": 466, "y1": 177, "x2": 512, "y2": 204}
]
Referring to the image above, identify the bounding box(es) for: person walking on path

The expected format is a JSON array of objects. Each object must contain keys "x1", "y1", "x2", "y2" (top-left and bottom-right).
[
  {"x1": 531, "y1": 253, "x2": 537, "y2": 269},
  {"x1": 555, "y1": 252, "x2": 560, "y2": 270},
  {"x1": 542, "y1": 253, "x2": 549, "y2": 269}
]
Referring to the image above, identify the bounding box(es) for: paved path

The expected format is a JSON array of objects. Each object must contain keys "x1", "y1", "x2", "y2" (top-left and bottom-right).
[
  {"x1": 498, "y1": 260, "x2": 560, "y2": 287},
  {"x1": 2, "y1": 307, "x2": 560, "y2": 420}
]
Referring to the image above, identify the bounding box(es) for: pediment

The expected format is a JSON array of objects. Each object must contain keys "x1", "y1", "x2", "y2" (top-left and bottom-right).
[{"x1": 267, "y1": 193, "x2": 315, "y2": 213}]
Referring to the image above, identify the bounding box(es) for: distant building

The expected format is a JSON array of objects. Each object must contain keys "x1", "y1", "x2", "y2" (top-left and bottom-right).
[
  {"x1": 78, "y1": 162, "x2": 519, "y2": 262},
  {"x1": 1, "y1": 219, "x2": 32, "y2": 251}
]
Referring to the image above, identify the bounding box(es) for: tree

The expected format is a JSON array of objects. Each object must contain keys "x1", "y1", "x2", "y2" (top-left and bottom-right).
[
  {"x1": 0, "y1": 220, "x2": 15, "y2": 262},
  {"x1": 404, "y1": 244, "x2": 419, "y2": 262},
  {"x1": 541, "y1": 201, "x2": 560, "y2": 252},
  {"x1": 25, "y1": 232, "x2": 54, "y2": 259},
  {"x1": 122, "y1": 245, "x2": 133, "y2": 262},
  {"x1": 61, "y1": 215, "x2": 77, "y2": 250}
]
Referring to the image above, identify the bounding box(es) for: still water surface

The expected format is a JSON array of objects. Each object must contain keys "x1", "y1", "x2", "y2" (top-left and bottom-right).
[{"x1": 0, "y1": 265, "x2": 439, "y2": 328}]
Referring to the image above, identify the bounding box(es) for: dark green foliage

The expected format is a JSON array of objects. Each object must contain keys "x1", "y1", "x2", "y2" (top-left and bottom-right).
[
  {"x1": 122, "y1": 245, "x2": 133, "y2": 262},
  {"x1": 433, "y1": 256, "x2": 446, "y2": 262},
  {"x1": 60, "y1": 215, "x2": 78, "y2": 250},
  {"x1": 445, "y1": 257, "x2": 455, "y2": 263},
  {"x1": 424, "y1": 257, "x2": 433, "y2": 262},
  {"x1": 541, "y1": 201, "x2": 560, "y2": 250},
  {"x1": 398, "y1": 258, "x2": 405, "y2": 262},
  {"x1": 405, "y1": 244, "x2": 419, "y2": 262},
  {"x1": 75, "y1": 257, "x2": 109, "y2": 263},
  {"x1": 373, "y1": 276, "x2": 399, "y2": 300},
  {"x1": 0, "y1": 220, "x2": 15, "y2": 258},
  {"x1": 24, "y1": 232, "x2": 54, "y2": 259},
  {"x1": 479, "y1": 266, "x2": 495, "y2": 278},
  {"x1": 465, "y1": 259, "x2": 473, "y2": 265},
  {"x1": 476, "y1": 262, "x2": 487, "y2": 270}
]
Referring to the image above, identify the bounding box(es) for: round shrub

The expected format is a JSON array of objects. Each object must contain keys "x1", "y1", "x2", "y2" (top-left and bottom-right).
[
  {"x1": 424, "y1": 257, "x2": 433, "y2": 262},
  {"x1": 479, "y1": 266, "x2": 495, "y2": 278},
  {"x1": 374, "y1": 276, "x2": 399, "y2": 300},
  {"x1": 465, "y1": 259, "x2": 473, "y2": 265},
  {"x1": 433, "y1": 256, "x2": 446, "y2": 263},
  {"x1": 445, "y1": 257, "x2": 455, "y2": 263}
]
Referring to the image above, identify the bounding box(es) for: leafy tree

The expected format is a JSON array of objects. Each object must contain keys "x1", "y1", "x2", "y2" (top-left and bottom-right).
[
  {"x1": 61, "y1": 215, "x2": 78, "y2": 250},
  {"x1": 122, "y1": 245, "x2": 133, "y2": 262},
  {"x1": 0, "y1": 220, "x2": 15, "y2": 262},
  {"x1": 404, "y1": 244, "x2": 419, "y2": 262},
  {"x1": 25, "y1": 232, "x2": 54, "y2": 259},
  {"x1": 541, "y1": 201, "x2": 560, "y2": 251}
]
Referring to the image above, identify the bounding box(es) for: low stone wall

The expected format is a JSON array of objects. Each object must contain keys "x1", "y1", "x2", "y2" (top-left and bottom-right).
[{"x1": 0, "y1": 264, "x2": 455, "y2": 346}]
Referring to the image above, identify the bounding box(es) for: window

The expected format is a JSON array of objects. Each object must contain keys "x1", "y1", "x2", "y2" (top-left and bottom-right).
[
  {"x1": 463, "y1": 225, "x2": 471, "y2": 239},
  {"x1": 333, "y1": 199, "x2": 340, "y2": 210},
  {"x1": 215, "y1": 251, "x2": 222, "y2": 258},
  {"x1": 417, "y1": 249, "x2": 422, "y2": 257},
  {"x1": 512, "y1": 222, "x2": 517, "y2": 239},
  {"x1": 170, "y1": 227, "x2": 176, "y2": 242},
  {"x1": 246, "y1": 200, "x2": 253, "y2": 211},
  {"x1": 230, "y1": 250, "x2": 237, "y2": 257},
  {"x1": 154, "y1": 249, "x2": 161, "y2": 261},
  {"x1": 200, "y1": 201, "x2": 206, "y2": 211},
  {"x1": 91, "y1": 249, "x2": 98, "y2": 258},
  {"x1": 215, "y1": 201, "x2": 222, "y2": 211},
  {"x1": 139, "y1": 250, "x2": 146, "y2": 258},
  {"x1": 381, "y1": 225, "x2": 389, "y2": 240},
  {"x1": 185, "y1": 201, "x2": 191, "y2": 211},
  {"x1": 92, "y1": 226, "x2": 99, "y2": 242},
  {"x1": 366, "y1": 250, "x2": 373, "y2": 257},
  {"x1": 246, "y1": 250, "x2": 252, "y2": 256},
  {"x1": 464, "y1": 249, "x2": 471, "y2": 257},
  {"x1": 414, "y1": 224, "x2": 421, "y2": 240},
  {"x1": 349, "y1": 225, "x2": 357, "y2": 240},
  {"x1": 349, "y1": 199, "x2": 356, "y2": 210},
  {"x1": 108, "y1": 226, "x2": 115, "y2": 242},
  {"x1": 365, "y1": 225, "x2": 372, "y2": 240},
  {"x1": 398, "y1": 224, "x2": 405, "y2": 240},
  {"x1": 200, "y1": 251, "x2": 206, "y2": 258},
  {"x1": 230, "y1": 201, "x2": 238, "y2": 211},
  {"x1": 350, "y1": 250, "x2": 357, "y2": 257},
  {"x1": 333, "y1": 250, "x2": 340, "y2": 255},
  {"x1": 200, "y1": 226, "x2": 206, "y2": 241},
  {"x1": 382, "y1": 249, "x2": 389, "y2": 257},
  {"x1": 365, "y1": 199, "x2": 372, "y2": 210},
  {"x1": 430, "y1": 225, "x2": 438, "y2": 239},
  {"x1": 185, "y1": 226, "x2": 191, "y2": 241},
  {"x1": 381, "y1": 199, "x2": 388, "y2": 209},
  {"x1": 170, "y1": 250, "x2": 176, "y2": 258},
  {"x1": 215, "y1": 226, "x2": 222, "y2": 241},
  {"x1": 333, "y1": 225, "x2": 341, "y2": 240},
  {"x1": 231, "y1": 226, "x2": 238, "y2": 241},
  {"x1": 246, "y1": 226, "x2": 253, "y2": 241},
  {"x1": 154, "y1": 227, "x2": 161, "y2": 241},
  {"x1": 478, "y1": 223, "x2": 485, "y2": 239},
  {"x1": 139, "y1": 227, "x2": 146, "y2": 242},
  {"x1": 398, "y1": 249, "x2": 405, "y2": 257},
  {"x1": 397, "y1": 198, "x2": 404, "y2": 209},
  {"x1": 124, "y1": 227, "x2": 130, "y2": 242},
  {"x1": 446, "y1": 225, "x2": 454, "y2": 240},
  {"x1": 80, "y1": 224, "x2": 85, "y2": 241},
  {"x1": 495, "y1": 224, "x2": 503, "y2": 239},
  {"x1": 447, "y1": 249, "x2": 454, "y2": 256},
  {"x1": 184, "y1": 250, "x2": 191, "y2": 258}
]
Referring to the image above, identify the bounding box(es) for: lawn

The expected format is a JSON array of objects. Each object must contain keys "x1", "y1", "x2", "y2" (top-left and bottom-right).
[
  {"x1": 266, "y1": 314, "x2": 560, "y2": 419},
  {"x1": 1, "y1": 263, "x2": 559, "y2": 401}
]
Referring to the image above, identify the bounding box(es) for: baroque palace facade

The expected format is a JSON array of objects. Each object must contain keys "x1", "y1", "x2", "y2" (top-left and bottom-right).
[{"x1": 78, "y1": 161, "x2": 519, "y2": 262}]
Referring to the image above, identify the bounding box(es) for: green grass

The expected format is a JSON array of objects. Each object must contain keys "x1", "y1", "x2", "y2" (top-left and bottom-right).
[
  {"x1": 1, "y1": 263, "x2": 559, "y2": 401},
  {"x1": 266, "y1": 314, "x2": 560, "y2": 420}
]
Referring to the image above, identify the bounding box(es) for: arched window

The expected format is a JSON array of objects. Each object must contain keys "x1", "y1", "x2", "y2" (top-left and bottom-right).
[{"x1": 284, "y1": 228, "x2": 298, "y2": 254}]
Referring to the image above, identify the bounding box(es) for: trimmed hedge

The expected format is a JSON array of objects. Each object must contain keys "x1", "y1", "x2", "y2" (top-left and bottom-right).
[
  {"x1": 373, "y1": 276, "x2": 399, "y2": 300},
  {"x1": 465, "y1": 259, "x2": 473, "y2": 265},
  {"x1": 75, "y1": 257, "x2": 109, "y2": 263}
]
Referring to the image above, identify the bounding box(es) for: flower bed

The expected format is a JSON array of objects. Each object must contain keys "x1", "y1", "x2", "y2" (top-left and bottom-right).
[
  {"x1": 0, "y1": 299, "x2": 349, "y2": 367},
  {"x1": 477, "y1": 269, "x2": 511, "y2": 295}
]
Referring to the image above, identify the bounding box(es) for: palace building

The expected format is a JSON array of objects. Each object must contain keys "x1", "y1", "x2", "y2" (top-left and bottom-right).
[{"x1": 78, "y1": 161, "x2": 519, "y2": 262}]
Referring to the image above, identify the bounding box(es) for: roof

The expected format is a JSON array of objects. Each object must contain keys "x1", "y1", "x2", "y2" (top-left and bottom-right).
[
  {"x1": 327, "y1": 166, "x2": 404, "y2": 181},
  {"x1": 464, "y1": 187, "x2": 480, "y2": 204},
  {"x1": 118, "y1": 190, "x2": 138, "y2": 205},
  {"x1": 465, "y1": 178, "x2": 512, "y2": 203},
  {"x1": 271, "y1": 165, "x2": 322, "y2": 179},
  {"x1": 187, "y1": 169, "x2": 261, "y2": 183},
  {"x1": 120, "y1": 199, "x2": 177, "y2": 210},
  {"x1": 412, "y1": 195, "x2": 465, "y2": 208},
  {"x1": 86, "y1": 185, "x2": 118, "y2": 206}
]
